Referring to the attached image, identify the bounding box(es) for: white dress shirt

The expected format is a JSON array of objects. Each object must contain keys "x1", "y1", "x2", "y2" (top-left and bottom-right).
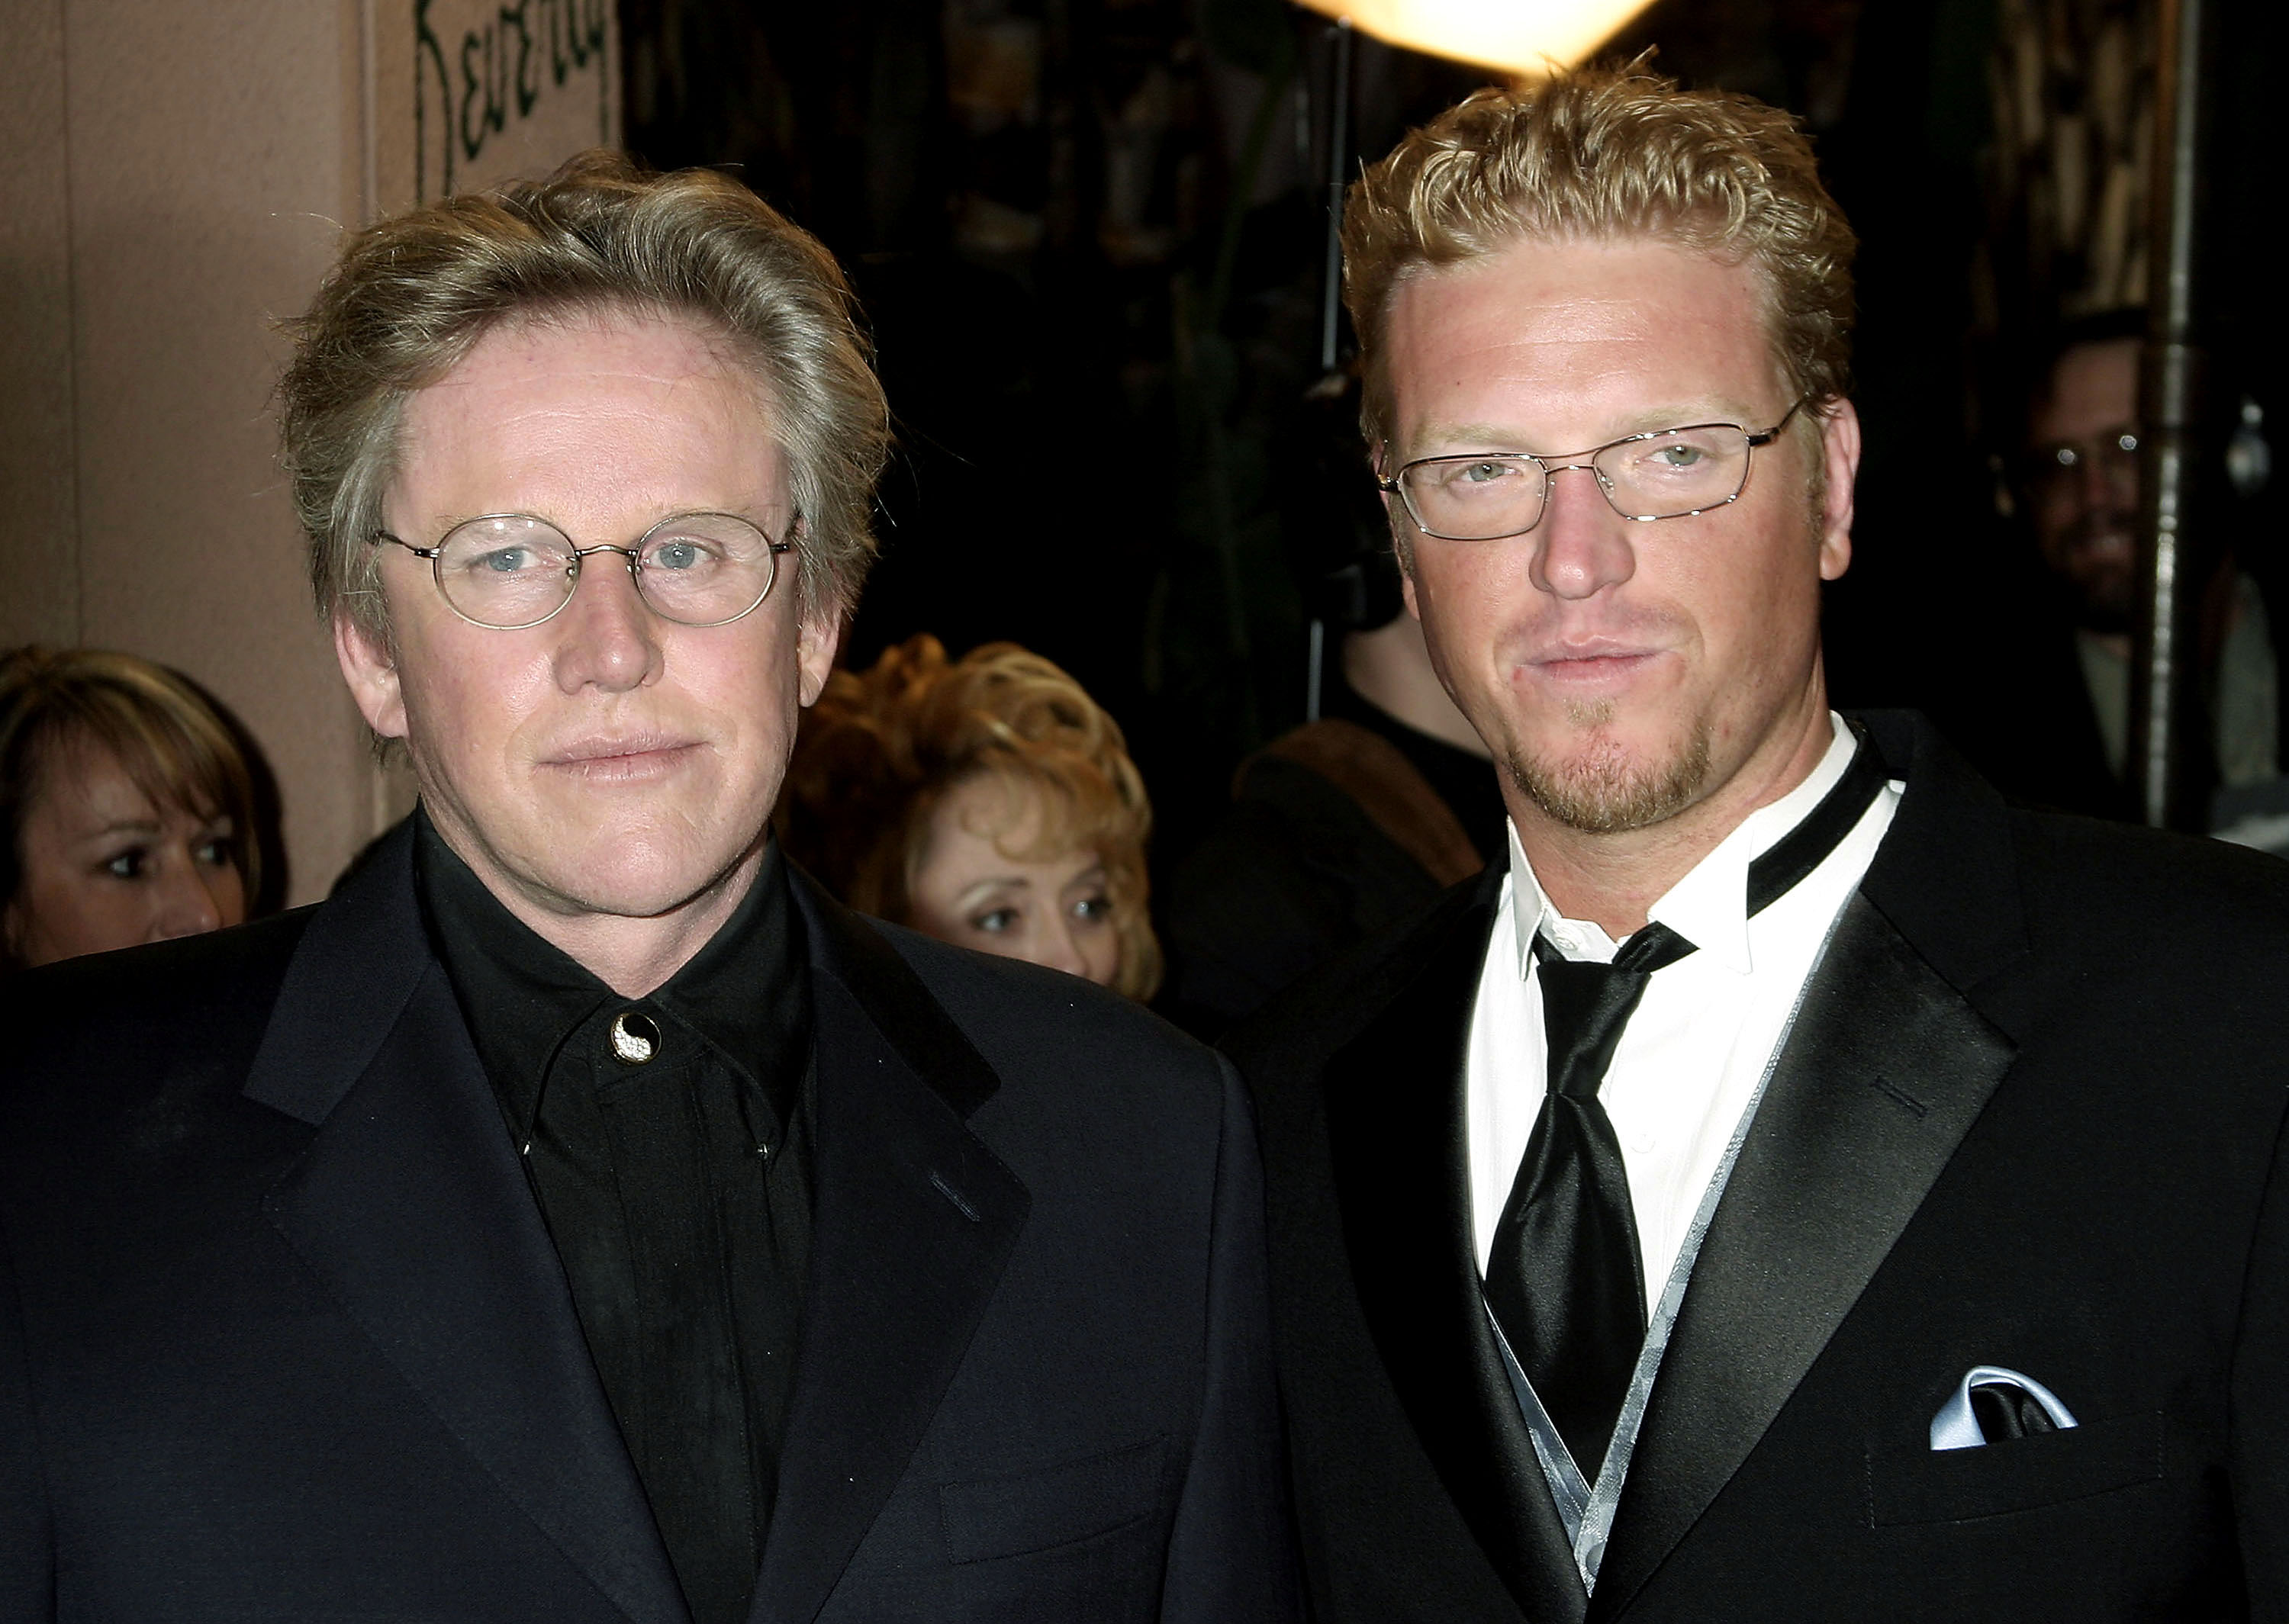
[{"x1": 1466, "y1": 714, "x2": 1903, "y2": 1300}]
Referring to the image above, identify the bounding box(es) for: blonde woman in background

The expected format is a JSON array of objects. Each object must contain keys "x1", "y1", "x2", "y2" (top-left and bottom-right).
[
  {"x1": 1, "y1": 646, "x2": 260, "y2": 971},
  {"x1": 780, "y1": 633, "x2": 1161, "y2": 999}
]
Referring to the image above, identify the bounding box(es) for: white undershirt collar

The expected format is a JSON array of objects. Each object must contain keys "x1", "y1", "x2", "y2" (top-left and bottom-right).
[{"x1": 1509, "y1": 715, "x2": 1859, "y2": 979}]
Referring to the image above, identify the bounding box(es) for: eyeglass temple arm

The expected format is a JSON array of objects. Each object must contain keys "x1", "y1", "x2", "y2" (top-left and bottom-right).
[{"x1": 1744, "y1": 397, "x2": 1811, "y2": 447}]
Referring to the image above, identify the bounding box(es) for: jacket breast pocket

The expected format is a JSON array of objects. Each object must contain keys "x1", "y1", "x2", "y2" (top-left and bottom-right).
[
  {"x1": 1866, "y1": 1410, "x2": 2164, "y2": 1526},
  {"x1": 938, "y1": 1435, "x2": 1170, "y2": 1565}
]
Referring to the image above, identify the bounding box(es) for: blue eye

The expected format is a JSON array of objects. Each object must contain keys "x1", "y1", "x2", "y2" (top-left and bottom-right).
[
  {"x1": 651, "y1": 541, "x2": 702, "y2": 571},
  {"x1": 476, "y1": 547, "x2": 534, "y2": 574},
  {"x1": 104, "y1": 848, "x2": 148, "y2": 880},
  {"x1": 971, "y1": 907, "x2": 1019, "y2": 934}
]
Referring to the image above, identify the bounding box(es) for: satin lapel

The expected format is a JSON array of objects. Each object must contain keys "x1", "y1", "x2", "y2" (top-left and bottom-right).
[
  {"x1": 1590, "y1": 892, "x2": 2016, "y2": 1618},
  {"x1": 246, "y1": 825, "x2": 686, "y2": 1624},
  {"x1": 1322, "y1": 874, "x2": 1589, "y2": 1624},
  {"x1": 751, "y1": 880, "x2": 1028, "y2": 1624}
]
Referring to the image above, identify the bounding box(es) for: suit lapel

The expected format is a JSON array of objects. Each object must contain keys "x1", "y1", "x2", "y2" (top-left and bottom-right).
[
  {"x1": 246, "y1": 825, "x2": 687, "y2": 1624},
  {"x1": 1322, "y1": 873, "x2": 1589, "y2": 1624},
  {"x1": 749, "y1": 879, "x2": 1029, "y2": 1624},
  {"x1": 1591, "y1": 716, "x2": 2026, "y2": 1619}
]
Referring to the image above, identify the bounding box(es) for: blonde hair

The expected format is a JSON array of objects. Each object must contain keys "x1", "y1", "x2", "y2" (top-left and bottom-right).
[
  {"x1": 279, "y1": 149, "x2": 890, "y2": 639},
  {"x1": 779, "y1": 635, "x2": 1162, "y2": 1000},
  {"x1": 0, "y1": 648, "x2": 262, "y2": 957},
  {"x1": 1344, "y1": 63, "x2": 1856, "y2": 463}
]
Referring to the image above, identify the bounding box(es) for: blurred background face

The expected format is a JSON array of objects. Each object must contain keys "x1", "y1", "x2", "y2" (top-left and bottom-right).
[
  {"x1": 4, "y1": 731, "x2": 246, "y2": 969},
  {"x1": 903, "y1": 773, "x2": 1122, "y2": 986},
  {"x1": 2028, "y1": 336, "x2": 2141, "y2": 634}
]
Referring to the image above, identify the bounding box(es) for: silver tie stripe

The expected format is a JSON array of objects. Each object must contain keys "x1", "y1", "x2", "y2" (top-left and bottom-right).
[{"x1": 1486, "y1": 906, "x2": 1844, "y2": 1592}]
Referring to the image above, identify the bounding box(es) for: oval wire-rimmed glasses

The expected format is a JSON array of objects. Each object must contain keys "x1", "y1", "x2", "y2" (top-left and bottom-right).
[
  {"x1": 371, "y1": 510, "x2": 795, "y2": 630},
  {"x1": 1379, "y1": 399, "x2": 1809, "y2": 542}
]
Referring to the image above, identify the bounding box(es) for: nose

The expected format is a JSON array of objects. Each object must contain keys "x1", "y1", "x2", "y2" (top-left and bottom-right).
[
  {"x1": 1031, "y1": 915, "x2": 1094, "y2": 980},
  {"x1": 2082, "y1": 452, "x2": 2133, "y2": 513},
  {"x1": 551, "y1": 551, "x2": 665, "y2": 695},
  {"x1": 1526, "y1": 462, "x2": 1638, "y2": 600},
  {"x1": 148, "y1": 860, "x2": 225, "y2": 944}
]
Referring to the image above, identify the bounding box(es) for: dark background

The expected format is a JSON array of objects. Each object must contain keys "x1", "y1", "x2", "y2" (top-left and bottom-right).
[{"x1": 617, "y1": 0, "x2": 2286, "y2": 859}]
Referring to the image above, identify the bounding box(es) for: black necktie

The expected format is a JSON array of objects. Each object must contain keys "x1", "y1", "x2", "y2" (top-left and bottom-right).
[{"x1": 1483, "y1": 735, "x2": 1889, "y2": 1480}]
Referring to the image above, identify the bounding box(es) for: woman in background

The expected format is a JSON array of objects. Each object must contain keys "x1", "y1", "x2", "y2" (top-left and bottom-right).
[
  {"x1": 780, "y1": 634, "x2": 1161, "y2": 999},
  {"x1": 2, "y1": 646, "x2": 258, "y2": 971}
]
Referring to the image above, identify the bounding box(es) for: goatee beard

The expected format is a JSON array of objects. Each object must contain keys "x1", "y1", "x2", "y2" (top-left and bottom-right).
[{"x1": 1505, "y1": 704, "x2": 1714, "y2": 834}]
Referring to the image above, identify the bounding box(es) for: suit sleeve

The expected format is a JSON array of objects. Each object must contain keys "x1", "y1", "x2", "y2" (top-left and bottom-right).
[
  {"x1": 2233, "y1": 1092, "x2": 2289, "y2": 1622},
  {"x1": 0, "y1": 1213, "x2": 56, "y2": 1617},
  {"x1": 1157, "y1": 1053, "x2": 1304, "y2": 1623}
]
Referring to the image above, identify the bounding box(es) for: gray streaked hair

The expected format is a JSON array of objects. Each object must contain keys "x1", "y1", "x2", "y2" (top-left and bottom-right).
[{"x1": 279, "y1": 149, "x2": 890, "y2": 637}]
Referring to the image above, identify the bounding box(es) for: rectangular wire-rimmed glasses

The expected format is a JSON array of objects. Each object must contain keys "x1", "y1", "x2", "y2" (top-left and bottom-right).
[{"x1": 1380, "y1": 399, "x2": 1808, "y2": 541}]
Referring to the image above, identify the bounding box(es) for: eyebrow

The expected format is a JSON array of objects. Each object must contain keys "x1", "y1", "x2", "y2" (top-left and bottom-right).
[
  {"x1": 955, "y1": 876, "x2": 1033, "y2": 908},
  {"x1": 74, "y1": 809, "x2": 232, "y2": 844},
  {"x1": 1408, "y1": 404, "x2": 1769, "y2": 458},
  {"x1": 79, "y1": 819, "x2": 162, "y2": 841}
]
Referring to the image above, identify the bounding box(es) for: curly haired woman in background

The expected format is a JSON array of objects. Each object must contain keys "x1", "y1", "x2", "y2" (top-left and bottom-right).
[{"x1": 779, "y1": 634, "x2": 1161, "y2": 999}]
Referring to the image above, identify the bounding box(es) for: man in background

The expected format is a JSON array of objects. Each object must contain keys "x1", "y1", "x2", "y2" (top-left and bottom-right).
[
  {"x1": 2015, "y1": 310, "x2": 2281, "y2": 838},
  {"x1": 1164, "y1": 548, "x2": 1505, "y2": 1034}
]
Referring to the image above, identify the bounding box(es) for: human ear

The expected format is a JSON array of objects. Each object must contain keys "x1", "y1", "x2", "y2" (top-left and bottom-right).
[
  {"x1": 796, "y1": 607, "x2": 842, "y2": 709},
  {"x1": 1814, "y1": 397, "x2": 1862, "y2": 581},
  {"x1": 333, "y1": 609, "x2": 409, "y2": 741}
]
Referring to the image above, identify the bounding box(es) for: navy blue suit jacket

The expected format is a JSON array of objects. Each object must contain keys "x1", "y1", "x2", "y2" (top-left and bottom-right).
[{"x1": 0, "y1": 824, "x2": 1298, "y2": 1622}]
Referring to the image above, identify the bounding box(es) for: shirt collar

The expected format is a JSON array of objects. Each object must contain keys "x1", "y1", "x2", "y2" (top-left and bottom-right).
[
  {"x1": 413, "y1": 809, "x2": 809, "y2": 1132},
  {"x1": 1508, "y1": 712, "x2": 1857, "y2": 978}
]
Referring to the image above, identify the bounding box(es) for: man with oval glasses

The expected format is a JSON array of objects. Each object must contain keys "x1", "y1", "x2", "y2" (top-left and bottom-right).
[
  {"x1": 0, "y1": 155, "x2": 1296, "y2": 1622},
  {"x1": 2016, "y1": 308, "x2": 2278, "y2": 821},
  {"x1": 1231, "y1": 68, "x2": 2289, "y2": 1622}
]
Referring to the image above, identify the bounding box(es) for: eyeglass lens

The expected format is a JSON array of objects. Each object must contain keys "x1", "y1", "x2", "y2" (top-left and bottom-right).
[
  {"x1": 430, "y1": 513, "x2": 778, "y2": 628},
  {"x1": 1400, "y1": 424, "x2": 1757, "y2": 540},
  {"x1": 2029, "y1": 431, "x2": 2140, "y2": 494}
]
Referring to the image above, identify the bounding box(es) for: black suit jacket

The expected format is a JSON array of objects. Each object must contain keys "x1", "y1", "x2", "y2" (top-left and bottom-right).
[
  {"x1": 1230, "y1": 711, "x2": 2289, "y2": 1622},
  {"x1": 0, "y1": 824, "x2": 1298, "y2": 1623}
]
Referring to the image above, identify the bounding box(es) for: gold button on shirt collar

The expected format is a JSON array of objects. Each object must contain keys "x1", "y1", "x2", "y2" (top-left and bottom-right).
[{"x1": 609, "y1": 1010, "x2": 662, "y2": 1065}]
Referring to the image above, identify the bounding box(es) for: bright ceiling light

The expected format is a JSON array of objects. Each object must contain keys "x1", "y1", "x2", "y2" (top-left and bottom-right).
[{"x1": 1292, "y1": 0, "x2": 1656, "y2": 78}]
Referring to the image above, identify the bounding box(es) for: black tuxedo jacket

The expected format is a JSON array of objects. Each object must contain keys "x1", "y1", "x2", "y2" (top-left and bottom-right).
[
  {"x1": 0, "y1": 825, "x2": 1298, "y2": 1623},
  {"x1": 1229, "y1": 711, "x2": 2289, "y2": 1623}
]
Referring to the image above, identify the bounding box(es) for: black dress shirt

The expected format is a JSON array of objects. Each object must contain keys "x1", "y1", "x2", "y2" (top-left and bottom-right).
[
  {"x1": 415, "y1": 815, "x2": 813, "y2": 1624},
  {"x1": 1322, "y1": 677, "x2": 1508, "y2": 864}
]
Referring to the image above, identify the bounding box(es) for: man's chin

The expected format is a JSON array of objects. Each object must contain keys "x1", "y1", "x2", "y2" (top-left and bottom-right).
[
  {"x1": 1505, "y1": 722, "x2": 1713, "y2": 835},
  {"x1": 481, "y1": 830, "x2": 758, "y2": 925},
  {"x1": 2079, "y1": 583, "x2": 2136, "y2": 636},
  {"x1": 2062, "y1": 539, "x2": 2137, "y2": 632},
  {"x1": 546, "y1": 862, "x2": 742, "y2": 922}
]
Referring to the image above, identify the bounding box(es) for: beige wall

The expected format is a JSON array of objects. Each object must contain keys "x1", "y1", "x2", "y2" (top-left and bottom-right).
[{"x1": 0, "y1": 0, "x2": 618, "y2": 905}]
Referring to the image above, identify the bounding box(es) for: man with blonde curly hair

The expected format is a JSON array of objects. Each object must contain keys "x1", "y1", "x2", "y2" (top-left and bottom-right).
[
  {"x1": 1233, "y1": 66, "x2": 2289, "y2": 1623},
  {"x1": 2, "y1": 155, "x2": 1297, "y2": 1622}
]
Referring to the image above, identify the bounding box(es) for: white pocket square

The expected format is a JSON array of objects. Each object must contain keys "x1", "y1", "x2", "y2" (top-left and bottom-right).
[{"x1": 1928, "y1": 1365, "x2": 2080, "y2": 1451}]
